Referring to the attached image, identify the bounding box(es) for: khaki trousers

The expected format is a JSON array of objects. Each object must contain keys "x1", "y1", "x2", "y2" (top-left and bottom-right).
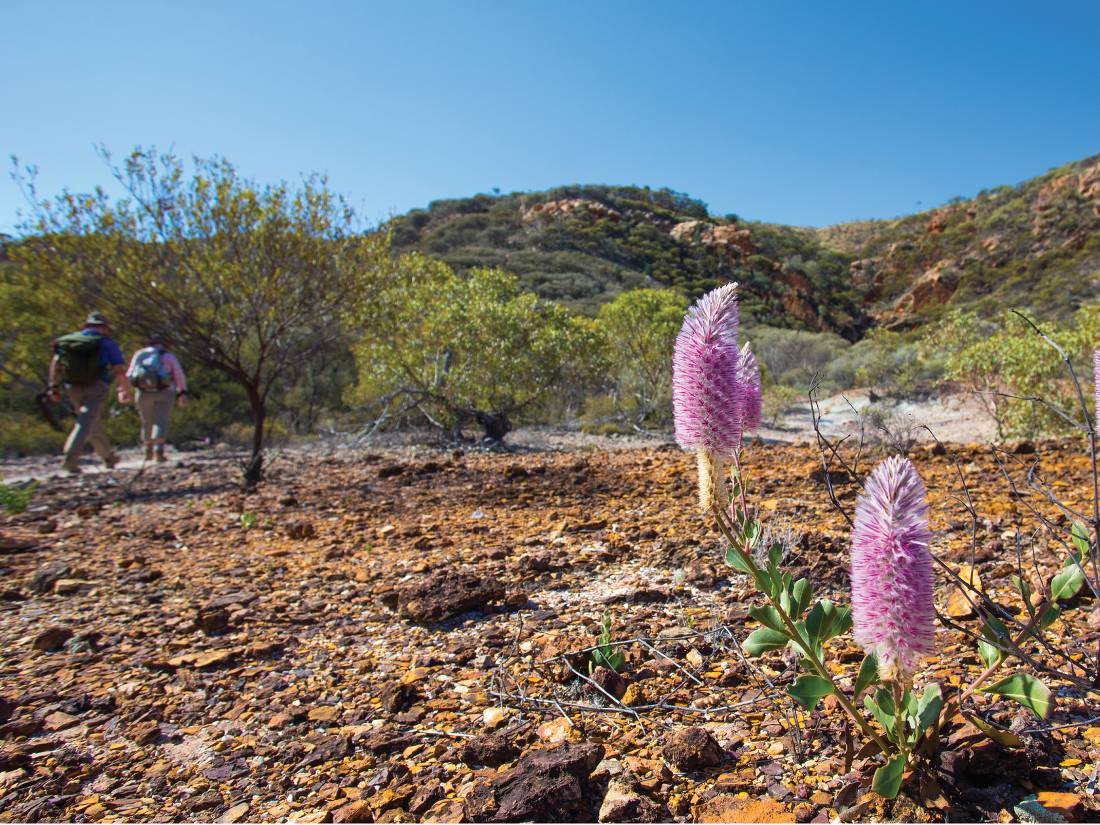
[
  {"x1": 63, "y1": 382, "x2": 115, "y2": 467},
  {"x1": 135, "y1": 389, "x2": 174, "y2": 443}
]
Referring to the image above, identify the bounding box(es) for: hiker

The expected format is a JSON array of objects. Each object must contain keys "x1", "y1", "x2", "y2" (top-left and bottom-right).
[
  {"x1": 126, "y1": 335, "x2": 188, "y2": 462},
  {"x1": 48, "y1": 312, "x2": 133, "y2": 474}
]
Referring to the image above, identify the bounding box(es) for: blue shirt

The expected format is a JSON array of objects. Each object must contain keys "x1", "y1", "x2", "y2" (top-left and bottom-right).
[{"x1": 78, "y1": 328, "x2": 125, "y2": 384}]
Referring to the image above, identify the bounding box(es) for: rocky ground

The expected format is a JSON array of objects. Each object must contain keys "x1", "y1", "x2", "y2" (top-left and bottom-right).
[{"x1": 0, "y1": 435, "x2": 1097, "y2": 823}]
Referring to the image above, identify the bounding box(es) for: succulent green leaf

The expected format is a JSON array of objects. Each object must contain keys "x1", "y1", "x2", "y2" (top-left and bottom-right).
[
  {"x1": 766, "y1": 539, "x2": 782, "y2": 568},
  {"x1": 979, "y1": 672, "x2": 1051, "y2": 719},
  {"x1": 1050, "y1": 561, "x2": 1084, "y2": 602},
  {"x1": 805, "y1": 600, "x2": 831, "y2": 645},
  {"x1": 831, "y1": 605, "x2": 853, "y2": 638},
  {"x1": 1070, "y1": 521, "x2": 1091, "y2": 557},
  {"x1": 745, "y1": 519, "x2": 762, "y2": 550},
  {"x1": 864, "y1": 693, "x2": 895, "y2": 738},
  {"x1": 1011, "y1": 575, "x2": 1033, "y2": 617},
  {"x1": 966, "y1": 713, "x2": 1025, "y2": 748},
  {"x1": 791, "y1": 578, "x2": 813, "y2": 617},
  {"x1": 978, "y1": 615, "x2": 1009, "y2": 668},
  {"x1": 1037, "y1": 603, "x2": 1061, "y2": 631},
  {"x1": 903, "y1": 689, "x2": 919, "y2": 721},
  {"x1": 872, "y1": 754, "x2": 906, "y2": 799},
  {"x1": 787, "y1": 675, "x2": 835, "y2": 711},
  {"x1": 743, "y1": 627, "x2": 789, "y2": 657},
  {"x1": 853, "y1": 652, "x2": 879, "y2": 698},
  {"x1": 748, "y1": 605, "x2": 787, "y2": 634},
  {"x1": 915, "y1": 684, "x2": 943, "y2": 735},
  {"x1": 724, "y1": 546, "x2": 753, "y2": 575}
]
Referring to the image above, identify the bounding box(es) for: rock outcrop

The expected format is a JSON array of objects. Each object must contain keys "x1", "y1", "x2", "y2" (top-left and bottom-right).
[
  {"x1": 670, "y1": 220, "x2": 754, "y2": 256},
  {"x1": 893, "y1": 259, "x2": 961, "y2": 315},
  {"x1": 522, "y1": 199, "x2": 622, "y2": 224}
]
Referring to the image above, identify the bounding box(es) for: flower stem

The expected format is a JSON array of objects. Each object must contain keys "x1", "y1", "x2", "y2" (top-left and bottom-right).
[
  {"x1": 892, "y1": 681, "x2": 908, "y2": 762},
  {"x1": 712, "y1": 504, "x2": 894, "y2": 756}
]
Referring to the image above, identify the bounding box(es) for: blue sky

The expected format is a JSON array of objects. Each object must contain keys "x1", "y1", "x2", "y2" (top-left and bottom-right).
[{"x1": 3, "y1": 1, "x2": 1099, "y2": 232}]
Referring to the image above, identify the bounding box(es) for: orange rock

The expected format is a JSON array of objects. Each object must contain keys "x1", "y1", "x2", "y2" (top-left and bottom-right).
[
  {"x1": 694, "y1": 795, "x2": 796, "y2": 823},
  {"x1": 1035, "y1": 791, "x2": 1084, "y2": 822}
]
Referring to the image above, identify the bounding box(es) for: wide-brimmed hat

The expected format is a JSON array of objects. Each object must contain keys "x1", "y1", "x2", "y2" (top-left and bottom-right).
[{"x1": 84, "y1": 312, "x2": 110, "y2": 327}]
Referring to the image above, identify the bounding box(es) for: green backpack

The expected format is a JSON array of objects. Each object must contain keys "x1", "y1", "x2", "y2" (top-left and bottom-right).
[{"x1": 54, "y1": 332, "x2": 102, "y2": 386}]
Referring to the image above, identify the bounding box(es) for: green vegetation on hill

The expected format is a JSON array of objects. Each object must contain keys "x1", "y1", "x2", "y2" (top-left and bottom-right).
[
  {"x1": 389, "y1": 184, "x2": 867, "y2": 337},
  {"x1": 818, "y1": 153, "x2": 1100, "y2": 325},
  {"x1": 392, "y1": 154, "x2": 1100, "y2": 333}
]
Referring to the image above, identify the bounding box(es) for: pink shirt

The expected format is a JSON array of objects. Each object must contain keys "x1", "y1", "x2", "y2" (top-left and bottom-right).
[{"x1": 126, "y1": 347, "x2": 188, "y2": 393}]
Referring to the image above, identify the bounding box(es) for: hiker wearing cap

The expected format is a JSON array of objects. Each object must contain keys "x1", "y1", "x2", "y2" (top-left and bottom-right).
[
  {"x1": 48, "y1": 312, "x2": 133, "y2": 474},
  {"x1": 127, "y1": 335, "x2": 188, "y2": 462}
]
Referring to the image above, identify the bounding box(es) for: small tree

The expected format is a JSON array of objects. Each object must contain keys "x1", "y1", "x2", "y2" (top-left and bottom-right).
[
  {"x1": 12, "y1": 148, "x2": 384, "y2": 482},
  {"x1": 351, "y1": 258, "x2": 601, "y2": 441},
  {"x1": 596, "y1": 288, "x2": 686, "y2": 423},
  {"x1": 943, "y1": 306, "x2": 1100, "y2": 439}
]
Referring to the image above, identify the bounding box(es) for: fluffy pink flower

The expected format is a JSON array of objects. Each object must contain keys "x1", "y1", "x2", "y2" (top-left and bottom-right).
[
  {"x1": 737, "y1": 342, "x2": 762, "y2": 432},
  {"x1": 672, "y1": 283, "x2": 748, "y2": 456},
  {"x1": 850, "y1": 455, "x2": 935, "y2": 681}
]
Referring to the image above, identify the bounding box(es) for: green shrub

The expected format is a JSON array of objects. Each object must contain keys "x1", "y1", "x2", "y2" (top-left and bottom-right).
[
  {"x1": 0, "y1": 477, "x2": 37, "y2": 514},
  {"x1": 944, "y1": 303, "x2": 1100, "y2": 439},
  {"x1": 0, "y1": 413, "x2": 64, "y2": 457},
  {"x1": 762, "y1": 385, "x2": 802, "y2": 427}
]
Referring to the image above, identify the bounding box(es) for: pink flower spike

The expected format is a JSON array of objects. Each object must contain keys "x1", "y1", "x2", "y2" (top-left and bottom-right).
[
  {"x1": 850, "y1": 455, "x2": 935, "y2": 682},
  {"x1": 737, "y1": 342, "x2": 762, "y2": 432},
  {"x1": 672, "y1": 283, "x2": 746, "y2": 457}
]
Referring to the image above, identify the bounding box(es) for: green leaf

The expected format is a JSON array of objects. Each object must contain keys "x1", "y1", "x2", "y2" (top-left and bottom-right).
[
  {"x1": 791, "y1": 578, "x2": 813, "y2": 617},
  {"x1": 853, "y1": 652, "x2": 879, "y2": 698},
  {"x1": 864, "y1": 693, "x2": 895, "y2": 737},
  {"x1": 748, "y1": 605, "x2": 787, "y2": 634},
  {"x1": 805, "y1": 600, "x2": 850, "y2": 646},
  {"x1": 724, "y1": 546, "x2": 753, "y2": 575},
  {"x1": 783, "y1": 619, "x2": 817, "y2": 659},
  {"x1": 743, "y1": 627, "x2": 789, "y2": 657},
  {"x1": 831, "y1": 605, "x2": 853, "y2": 638},
  {"x1": 766, "y1": 539, "x2": 782, "y2": 568},
  {"x1": 745, "y1": 519, "x2": 762, "y2": 550},
  {"x1": 979, "y1": 673, "x2": 1052, "y2": 719},
  {"x1": 1037, "y1": 603, "x2": 1061, "y2": 631},
  {"x1": 1070, "y1": 521, "x2": 1091, "y2": 557},
  {"x1": 787, "y1": 675, "x2": 835, "y2": 710},
  {"x1": 1011, "y1": 575, "x2": 1033, "y2": 617},
  {"x1": 754, "y1": 568, "x2": 778, "y2": 598},
  {"x1": 915, "y1": 684, "x2": 943, "y2": 736},
  {"x1": 805, "y1": 600, "x2": 832, "y2": 645},
  {"x1": 965, "y1": 713, "x2": 1025, "y2": 748},
  {"x1": 872, "y1": 754, "x2": 906, "y2": 799},
  {"x1": 874, "y1": 686, "x2": 896, "y2": 716},
  {"x1": 903, "y1": 689, "x2": 919, "y2": 721},
  {"x1": 1051, "y1": 561, "x2": 1084, "y2": 602},
  {"x1": 978, "y1": 615, "x2": 1009, "y2": 668}
]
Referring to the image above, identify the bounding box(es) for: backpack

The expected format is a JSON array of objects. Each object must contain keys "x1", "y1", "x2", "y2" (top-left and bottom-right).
[
  {"x1": 54, "y1": 332, "x2": 102, "y2": 386},
  {"x1": 132, "y1": 348, "x2": 173, "y2": 391}
]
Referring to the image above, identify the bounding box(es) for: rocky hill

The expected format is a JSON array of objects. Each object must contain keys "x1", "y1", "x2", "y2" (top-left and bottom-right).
[
  {"x1": 824, "y1": 152, "x2": 1100, "y2": 329},
  {"x1": 389, "y1": 154, "x2": 1100, "y2": 335},
  {"x1": 388, "y1": 185, "x2": 867, "y2": 338}
]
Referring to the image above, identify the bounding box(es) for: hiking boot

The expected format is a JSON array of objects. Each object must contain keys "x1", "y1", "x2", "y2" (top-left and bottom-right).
[
  {"x1": 155, "y1": 446, "x2": 166, "y2": 463},
  {"x1": 103, "y1": 454, "x2": 119, "y2": 469},
  {"x1": 61, "y1": 461, "x2": 82, "y2": 475},
  {"x1": 144, "y1": 444, "x2": 154, "y2": 461}
]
